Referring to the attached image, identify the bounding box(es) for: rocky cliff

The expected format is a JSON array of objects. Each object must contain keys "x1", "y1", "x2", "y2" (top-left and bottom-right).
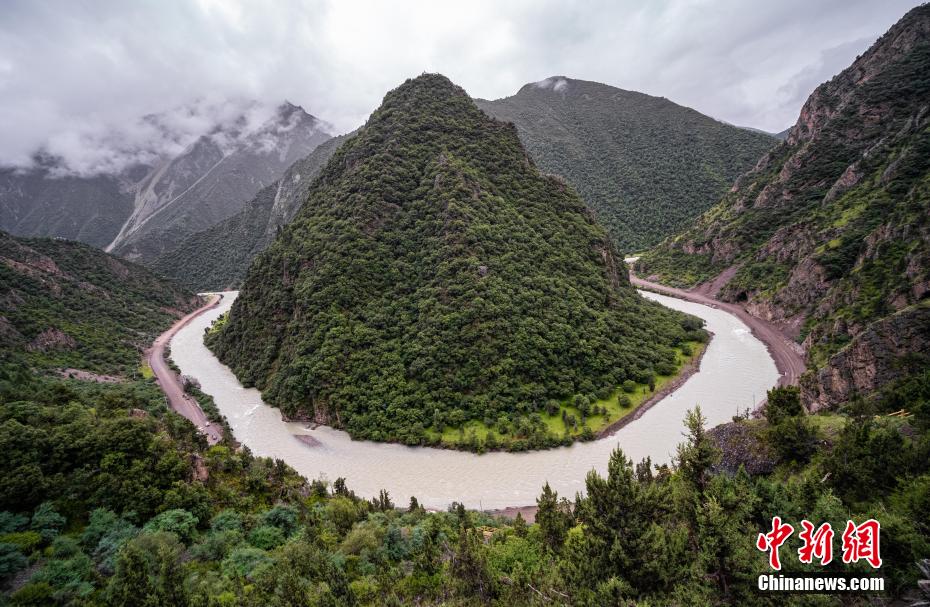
[
  {"x1": 638, "y1": 5, "x2": 930, "y2": 408},
  {"x1": 150, "y1": 134, "x2": 349, "y2": 290},
  {"x1": 802, "y1": 303, "x2": 930, "y2": 411}
]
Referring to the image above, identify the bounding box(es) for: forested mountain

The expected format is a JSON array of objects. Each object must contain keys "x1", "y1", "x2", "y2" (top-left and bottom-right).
[
  {"x1": 209, "y1": 74, "x2": 701, "y2": 447},
  {"x1": 0, "y1": 102, "x2": 331, "y2": 263},
  {"x1": 2, "y1": 232, "x2": 929, "y2": 605},
  {"x1": 476, "y1": 78, "x2": 776, "y2": 252},
  {"x1": 637, "y1": 5, "x2": 930, "y2": 409},
  {"x1": 153, "y1": 78, "x2": 774, "y2": 292},
  {"x1": 150, "y1": 134, "x2": 350, "y2": 290},
  {"x1": 0, "y1": 231, "x2": 197, "y2": 375}
]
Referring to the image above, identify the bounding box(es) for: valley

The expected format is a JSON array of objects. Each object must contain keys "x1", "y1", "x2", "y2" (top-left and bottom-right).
[
  {"x1": 3, "y1": 4, "x2": 930, "y2": 603},
  {"x1": 169, "y1": 289, "x2": 778, "y2": 509}
]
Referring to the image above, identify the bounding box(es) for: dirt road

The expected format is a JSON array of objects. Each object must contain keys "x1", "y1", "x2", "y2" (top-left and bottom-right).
[
  {"x1": 148, "y1": 294, "x2": 224, "y2": 444},
  {"x1": 630, "y1": 275, "x2": 806, "y2": 387}
]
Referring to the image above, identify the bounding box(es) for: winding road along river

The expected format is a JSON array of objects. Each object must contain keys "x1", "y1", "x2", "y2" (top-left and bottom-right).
[{"x1": 171, "y1": 290, "x2": 779, "y2": 510}]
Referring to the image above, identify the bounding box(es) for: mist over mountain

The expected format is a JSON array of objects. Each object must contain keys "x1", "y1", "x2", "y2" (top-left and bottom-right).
[
  {"x1": 150, "y1": 133, "x2": 350, "y2": 290},
  {"x1": 0, "y1": 100, "x2": 331, "y2": 261}
]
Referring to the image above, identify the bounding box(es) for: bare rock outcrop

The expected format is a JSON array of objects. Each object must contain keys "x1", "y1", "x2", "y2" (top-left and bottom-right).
[
  {"x1": 27, "y1": 328, "x2": 77, "y2": 351},
  {"x1": 801, "y1": 304, "x2": 930, "y2": 411}
]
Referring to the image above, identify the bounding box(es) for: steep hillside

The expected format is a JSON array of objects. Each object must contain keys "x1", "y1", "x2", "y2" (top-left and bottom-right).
[
  {"x1": 476, "y1": 78, "x2": 775, "y2": 252},
  {"x1": 109, "y1": 102, "x2": 331, "y2": 261},
  {"x1": 0, "y1": 231, "x2": 197, "y2": 375},
  {"x1": 638, "y1": 5, "x2": 930, "y2": 406},
  {"x1": 209, "y1": 74, "x2": 701, "y2": 448},
  {"x1": 152, "y1": 80, "x2": 775, "y2": 291},
  {"x1": 150, "y1": 134, "x2": 349, "y2": 290},
  {"x1": 0, "y1": 163, "x2": 137, "y2": 248},
  {"x1": 0, "y1": 101, "x2": 330, "y2": 262}
]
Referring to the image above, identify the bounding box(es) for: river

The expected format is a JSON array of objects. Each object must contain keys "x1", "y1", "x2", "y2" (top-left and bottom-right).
[{"x1": 170, "y1": 290, "x2": 779, "y2": 510}]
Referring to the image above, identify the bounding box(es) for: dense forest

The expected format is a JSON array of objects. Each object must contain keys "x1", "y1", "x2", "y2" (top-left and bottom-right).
[
  {"x1": 208, "y1": 74, "x2": 706, "y2": 450},
  {"x1": 0, "y1": 240, "x2": 927, "y2": 605},
  {"x1": 3, "y1": 348, "x2": 930, "y2": 605},
  {"x1": 3, "y1": 6, "x2": 930, "y2": 604},
  {"x1": 148, "y1": 77, "x2": 774, "y2": 294},
  {"x1": 0, "y1": 232, "x2": 197, "y2": 375},
  {"x1": 477, "y1": 78, "x2": 776, "y2": 253},
  {"x1": 637, "y1": 4, "x2": 930, "y2": 407}
]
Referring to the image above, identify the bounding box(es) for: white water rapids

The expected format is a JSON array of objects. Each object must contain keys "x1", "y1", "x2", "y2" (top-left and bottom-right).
[{"x1": 171, "y1": 291, "x2": 779, "y2": 509}]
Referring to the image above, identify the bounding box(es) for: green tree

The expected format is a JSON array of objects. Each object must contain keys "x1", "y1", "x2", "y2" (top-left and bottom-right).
[
  {"x1": 675, "y1": 407, "x2": 720, "y2": 496},
  {"x1": 30, "y1": 502, "x2": 65, "y2": 544},
  {"x1": 764, "y1": 386, "x2": 803, "y2": 426},
  {"x1": 105, "y1": 532, "x2": 187, "y2": 607},
  {"x1": 536, "y1": 483, "x2": 569, "y2": 553}
]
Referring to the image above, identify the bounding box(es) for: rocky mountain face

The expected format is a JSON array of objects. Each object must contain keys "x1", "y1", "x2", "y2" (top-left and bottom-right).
[
  {"x1": 476, "y1": 78, "x2": 775, "y2": 252},
  {"x1": 0, "y1": 102, "x2": 331, "y2": 263},
  {"x1": 150, "y1": 134, "x2": 349, "y2": 290},
  {"x1": 107, "y1": 102, "x2": 331, "y2": 261},
  {"x1": 0, "y1": 230, "x2": 196, "y2": 375},
  {"x1": 208, "y1": 74, "x2": 699, "y2": 446},
  {"x1": 0, "y1": 162, "x2": 137, "y2": 249},
  {"x1": 638, "y1": 5, "x2": 930, "y2": 408},
  {"x1": 802, "y1": 303, "x2": 930, "y2": 411}
]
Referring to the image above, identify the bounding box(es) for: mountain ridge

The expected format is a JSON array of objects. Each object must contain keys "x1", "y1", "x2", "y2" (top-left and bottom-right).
[
  {"x1": 208, "y1": 73, "x2": 702, "y2": 449},
  {"x1": 0, "y1": 101, "x2": 332, "y2": 262},
  {"x1": 476, "y1": 76, "x2": 776, "y2": 252},
  {"x1": 637, "y1": 4, "x2": 930, "y2": 409},
  {"x1": 156, "y1": 76, "x2": 776, "y2": 290}
]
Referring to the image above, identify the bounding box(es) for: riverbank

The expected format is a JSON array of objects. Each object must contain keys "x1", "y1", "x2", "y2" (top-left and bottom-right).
[
  {"x1": 147, "y1": 293, "x2": 224, "y2": 445},
  {"x1": 597, "y1": 336, "x2": 708, "y2": 438},
  {"x1": 170, "y1": 290, "x2": 779, "y2": 509},
  {"x1": 629, "y1": 273, "x2": 805, "y2": 389}
]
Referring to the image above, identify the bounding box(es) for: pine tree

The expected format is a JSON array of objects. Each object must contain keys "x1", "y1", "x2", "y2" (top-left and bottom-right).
[{"x1": 536, "y1": 483, "x2": 568, "y2": 553}]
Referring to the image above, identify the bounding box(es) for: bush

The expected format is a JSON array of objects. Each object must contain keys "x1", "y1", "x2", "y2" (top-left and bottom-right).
[
  {"x1": 30, "y1": 502, "x2": 64, "y2": 544},
  {"x1": 248, "y1": 526, "x2": 285, "y2": 550},
  {"x1": 0, "y1": 543, "x2": 27, "y2": 583},
  {"x1": 143, "y1": 509, "x2": 198, "y2": 544},
  {"x1": 768, "y1": 417, "x2": 819, "y2": 464},
  {"x1": 0, "y1": 531, "x2": 41, "y2": 554},
  {"x1": 764, "y1": 386, "x2": 803, "y2": 425}
]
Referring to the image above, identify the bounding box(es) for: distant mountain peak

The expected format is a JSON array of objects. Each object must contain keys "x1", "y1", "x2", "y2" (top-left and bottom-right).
[
  {"x1": 477, "y1": 76, "x2": 776, "y2": 252},
  {"x1": 1, "y1": 97, "x2": 332, "y2": 260},
  {"x1": 207, "y1": 73, "x2": 694, "y2": 448},
  {"x1": 533, "y1": 76, "x2": 570, "y2": 92}
]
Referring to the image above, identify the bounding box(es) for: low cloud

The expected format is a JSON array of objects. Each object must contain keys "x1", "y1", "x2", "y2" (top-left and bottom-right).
[
  {"x1": 34, "y1": 98, "x2": 287, "y2": 177},
  {"x1": 0, "y1": 0, "x2": 920, "y2": 174}
]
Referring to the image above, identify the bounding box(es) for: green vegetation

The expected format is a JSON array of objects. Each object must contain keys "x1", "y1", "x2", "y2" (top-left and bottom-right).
[
  {"x1": 4, "y1": 363, "x2": 930, "y2": 604},
  {"x1": 425, "y1": 341, "x2": 704, "y2": 451},
  {"x1": 639, "y1": 5, "x2": 930, "y2": 376},
  {"x1": 152, "y1": 76, "x2": 774, "y2": 293},
  {"x1": 209, "y1": 74, "x2": 706, "y2": 451},
  {"x1": 0, "y1": 231, "x2": 196, "y2": 376},
  {"x1": 2, "y1": 222, "x2": 930, "y2": 604},
  {"x1": 477, "y1": 77, "x2": 776, "y2": 253}
]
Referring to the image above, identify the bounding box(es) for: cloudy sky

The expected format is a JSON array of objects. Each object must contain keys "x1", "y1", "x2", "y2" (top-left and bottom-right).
[{"x1": 0, "y1": 0, "x2": 920, "y2": 173}]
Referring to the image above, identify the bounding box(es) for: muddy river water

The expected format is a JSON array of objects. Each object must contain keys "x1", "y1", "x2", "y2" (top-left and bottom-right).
[{"x1": 171, "y1": 290, "x2": 779, "y2": 509}]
